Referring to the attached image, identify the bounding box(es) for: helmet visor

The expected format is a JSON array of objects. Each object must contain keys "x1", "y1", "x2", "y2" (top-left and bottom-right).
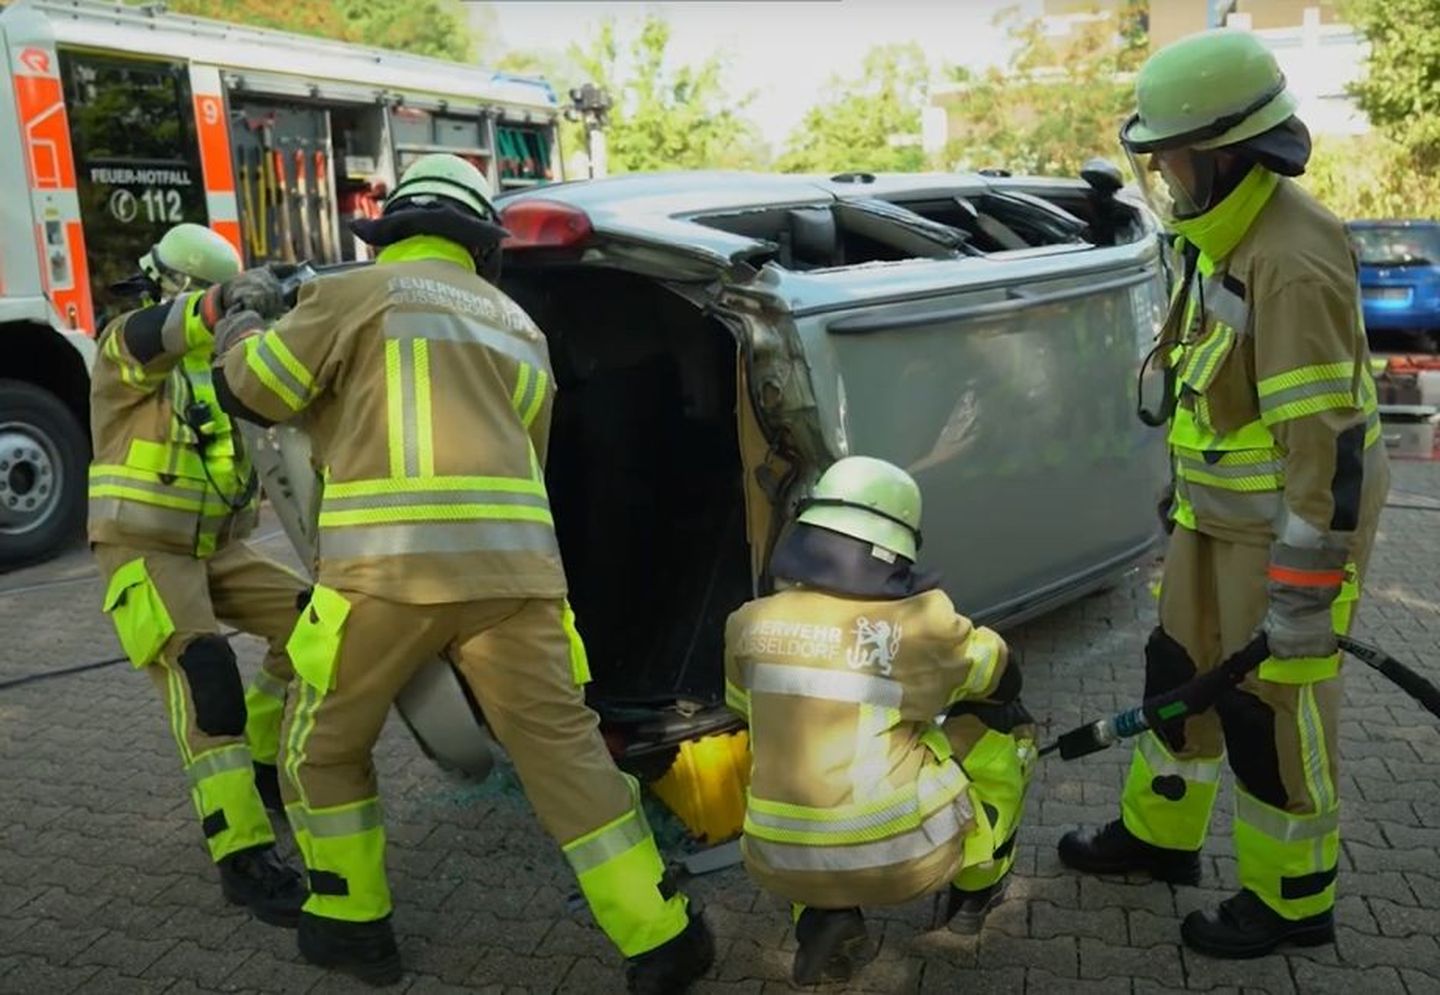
[{"x1": 1123, "y1": 146, "x2": 1217, "y2": 226}]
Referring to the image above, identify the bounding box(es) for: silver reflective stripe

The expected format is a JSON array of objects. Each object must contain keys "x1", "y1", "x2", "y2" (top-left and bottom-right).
[
  {"x1": 1271, "y1": 542, "x2": 1348, "y2": 573},
  {"x1": 746, "y1": 793, "x2": 919, "y2": 837},
  {"x1": 398, "y1": 337, "x2": 420, "y2": 476},
  {"x1": 89, "y1": 473, "x2": 207, "y2": 497},
  {"x1": 1259, "y1": 377, "x2": 1357, "y2": 416},
  {"x1": 1201, "y1": 274, "x2": 1249, "y2": 333},
  {"x1": 290, "y1": 800, "x2": 384, "y2": 838},
  {"x1": 1188, "y1": 485, "x2": 1283, "y2": 524},
  {"x1": 747, "y1": 662, "x2": 904, "y2": 709},
  {"x1": 1139, "y1": 732, "x2": 1221, "y2": 784},
  {"x1": 1181, "y1": 324, "x2": 1234, "y2": 391},
  {"x1": 1176, "y1": 455, "x2": 1284, "y2": 480},
  {"x1": 186, "y1": 744, "x2": 252, "y2": 786},
  {"x1": 1235, "y1": 790, "x2": 1339, "y2": 842},
  {"x1": 744, "y1": 801, "x2": 966, "y2": 872},
  {"x1": 564, "y1": 807, "x2": 650, "y2": 875},
  {"x1": 253, "y1": 336, "x2": 312, "y2": 411},
  {"x1": 319, "y1": 520, "x2": 560, "y2": 558},
  {"x1": 384, "y1": 311, "x2": 547, "y2": 371},
  {"x1": 88, "y1": 497, "x2": 199, "y2": 536},
  {"x1": 321, "y1": 489, "x2": 550, "y2": 514},
  {"x1": 252, "y1": 669, "x2": 289, "y2": 699},
  {"x1": 159, "y1": 296, "x2": 191, "y2": 356}
]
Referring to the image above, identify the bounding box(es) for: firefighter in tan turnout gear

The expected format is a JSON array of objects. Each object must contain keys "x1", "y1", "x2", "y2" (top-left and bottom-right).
[
  {"x1": 89, "y1": 223, "x2": 309, "y2": 925},
  {"x1": 1059, "y1": 29, "x2": 1390, "y2": 958},
  {"x1": 726, "y1": 457, "x2": 1037, "y2": 987},
  {"x1": 206, "y1": 153, "x2": 714, "y2": 990}
]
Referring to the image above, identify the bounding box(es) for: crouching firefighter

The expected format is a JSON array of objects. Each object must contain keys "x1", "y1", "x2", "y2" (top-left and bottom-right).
[
  {"x1": 89, "y1": 223, "x2": 310, "y2": 925},
  {"x1": 1058, "y1": 28, "x2": 1390, "y2": 958},
  {"x1": 206, "y1": 153, "x2": 715, "y2": 991},
  {"x1": 725, "y1": 457, "x2": 1037, "y2": 987}
]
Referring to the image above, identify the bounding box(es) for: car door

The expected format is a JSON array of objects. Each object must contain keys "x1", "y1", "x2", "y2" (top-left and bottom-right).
[{"x1": 764, "y1": 204, "x2": 1170, "y2": 625}]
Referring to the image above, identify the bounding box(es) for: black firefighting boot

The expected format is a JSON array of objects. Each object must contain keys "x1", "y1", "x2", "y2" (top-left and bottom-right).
[
  {"x1": 1181, "y1": 889, "x2": 1335, "y2": 959},
  {"x1": 218, "y1": 844, "x2": 307, "y2": 927},
  {"x1": 1058, "y1": 819, "x2": 1202, "y2": 885},
  {"x1": 252, "y1": 762, "x2": 285, "y2": 814},
  {"x1": 625, "y1": 903, "x2": 715, "y2": 995},
  {"x1": 934, "y1": 874, "x2": 1010, "y2": 935},
  {"x1": 791, "y1": 908, "x2": 874, "y2": 988},
  {"x1": 298, "y1": 911, "x2": 403, "y2": 987}
]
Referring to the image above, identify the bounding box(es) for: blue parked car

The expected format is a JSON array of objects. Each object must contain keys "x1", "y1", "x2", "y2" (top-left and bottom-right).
[{"x1": 1347, "y1": 220, "x2": 1440, "y2": 343}]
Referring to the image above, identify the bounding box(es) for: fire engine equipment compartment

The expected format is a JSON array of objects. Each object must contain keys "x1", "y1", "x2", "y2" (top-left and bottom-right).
[{"x1": 500, "y1": 267, "x2": 752, "y2": 714}]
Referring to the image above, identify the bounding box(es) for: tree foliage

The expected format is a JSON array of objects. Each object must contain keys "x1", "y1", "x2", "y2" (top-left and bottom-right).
[
  {"x1": 154, "y1": 0, "x2": 474, "y2": 61},
  {"x1": 557, "y1": 15, "x2": 762, "y2": 173},
  {"x1": 1344, "y1": 0, "x2": 1440, "y2": 171},
  {"x1": 940, "y1": 3, "x2": 1146, "y2": 177},
  {"x1": 775, "y1": 44, "x2": 931, "y2": 174}
]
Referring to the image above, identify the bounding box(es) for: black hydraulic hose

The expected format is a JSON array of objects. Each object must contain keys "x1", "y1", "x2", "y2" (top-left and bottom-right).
[
  {"x1": 0, "y1": 629, "x2": 241, "y2": 692},
  {"x1": 1040, "y1": 634, "x2": 1270, "y2": 760},
  {"x1": 1041, "y1": 634, "x2": 1440, "y2": 761},
  {"x1": 1339, "y1": 636, "x2": 1440, "y2": 720}
]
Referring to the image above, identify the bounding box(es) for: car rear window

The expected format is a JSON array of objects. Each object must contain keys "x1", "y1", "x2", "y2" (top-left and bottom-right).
[{"x1": 1350, "y1": 227, "x2": 1440, "y2": 267}]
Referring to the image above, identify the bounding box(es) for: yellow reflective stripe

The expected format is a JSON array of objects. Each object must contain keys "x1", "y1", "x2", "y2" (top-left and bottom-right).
[
  {"x1": 522, "y1": 367, "x2": 548, "y2": 428},
  {"x1": 1257, "y1": 362, "x2": 1355, "y2": 397},
  {"x1": 90, "y1": 463, "x2": 207, "y2": 491},
  {"x1": 1262, "y1": 393, "x2": 1360, "y2": 426},
  {"x1": 1175, "y1": 446, "x2": 1281, "y2": 467},
  {"x1": 511, "y1": 362, "x2": 532, "y2": 410},
  {"x1": 323, "y1": 475, "x2": 546, "y2": 498},
  {"x1": 412, "y1": 339, "x2": 434, "y2": 477},
  {"x1": 186, "y1": 744, "x2": 253, "y2": 786},
  {"x1": 1297, "y1": 683, "x2": 1336, "y2": 813},
  {"x1": 745, "y1": 767, "x2": 967, "y2": 846},
  {"x1": 744, "y1": 802, "x2": 968, "y2": 872},
  {"x1": 242, "y1": 335, "x2": 304, "y2": 412},
  {"x1": 1179, "y1": 468, "x2": 1282, "y2": 492},
  {"x1": 951, "y1": 628, "x2": 1003, "y2": 701},
  {"x1": 724, "y1": 678, "x2": 750, "y2": 717},
  {"x1": 385, "y1": 339, "x2": 404, "y2": 477},
  {"x1": 89, "y1": 484, "x2": 207, "y2": 512},
  {"x1": 166, "y1": 662, "x2": 192, "y2": 765},
  {"x1": 561, "y1": 601, "x2": 591, "y2": 686},
  {"x1": 260, "y1": 330, "x2": 315, "y2": 395},
  {"x1": 317, "y1": 504, "x2": 555, "y2": 528}
]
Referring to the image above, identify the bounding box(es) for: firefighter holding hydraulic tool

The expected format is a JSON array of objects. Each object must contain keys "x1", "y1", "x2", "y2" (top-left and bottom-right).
[
  {"x1": 89, "y1": 223, "x2": 309, "y2": 927},
  {"x1": 1058, "y1": 29, "x2": 1390, "y2": 958},
  {"x1": 203, "y1": 153, "x2": 713, "y2": 991}
]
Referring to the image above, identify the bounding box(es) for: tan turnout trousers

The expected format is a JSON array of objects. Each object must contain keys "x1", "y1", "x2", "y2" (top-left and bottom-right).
[{"x1": 94, "y1": 540, "x2": 306, "y2": 861}]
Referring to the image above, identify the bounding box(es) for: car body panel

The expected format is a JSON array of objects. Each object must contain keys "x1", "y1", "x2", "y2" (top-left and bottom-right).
[
  {"x1": 499, "y1": 169, "x2": 1170, "y2": 632},
  {"x1": 1347, "y1": 220, "x2": 1440, "y2": 336}
]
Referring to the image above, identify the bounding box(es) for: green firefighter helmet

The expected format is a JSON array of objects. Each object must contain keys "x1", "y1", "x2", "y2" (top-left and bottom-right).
[
  {"x1": 797, "y1": 456, "x2": 922, "y2": 562},
  {"x1": 138, "y1": 223, "x2": 241, "y2": 297},
  {"x1": 1120, "y1": 28, "x2": 1298, "y2": 154},
  {"x1": 387, "y1": 152, "x2": 497, "y2": 220}
]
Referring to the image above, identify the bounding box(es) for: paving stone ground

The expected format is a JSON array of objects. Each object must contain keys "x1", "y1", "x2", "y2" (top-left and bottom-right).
[{"x1": 3, "y1": 462, "x2": 1439, "y2": 994}]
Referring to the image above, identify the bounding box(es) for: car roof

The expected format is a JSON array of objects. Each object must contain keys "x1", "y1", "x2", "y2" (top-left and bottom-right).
[{"x1": 495, "y1": 169, "x2": 1094, "y2": 259}]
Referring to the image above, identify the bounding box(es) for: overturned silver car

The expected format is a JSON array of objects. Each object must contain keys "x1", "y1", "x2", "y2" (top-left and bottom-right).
[
  {"x1": 483, "y1": 167, "x2": 1172, "y2": 773},
  {"x1": 254, "y1": 166, "x2": 1171, "y2": 782}
]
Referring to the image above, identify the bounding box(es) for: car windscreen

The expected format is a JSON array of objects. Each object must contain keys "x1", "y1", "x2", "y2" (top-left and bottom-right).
[{"x1": 1350, "y1": 226, "x2": 1440, "y2": 267}]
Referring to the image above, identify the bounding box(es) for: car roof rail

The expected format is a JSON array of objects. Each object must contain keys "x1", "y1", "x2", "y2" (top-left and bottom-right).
[
  {"x1": 831, "y1": 172, "x2": 876, "y2": 184},
  {"x1": 977, "y1": 167, "x2": 1012, "y2": 178}
]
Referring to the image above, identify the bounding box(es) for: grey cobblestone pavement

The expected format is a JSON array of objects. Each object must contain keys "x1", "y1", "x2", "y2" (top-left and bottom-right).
[{"x1": 3, "y1": 462, "x2": 1439, "y2": 994}]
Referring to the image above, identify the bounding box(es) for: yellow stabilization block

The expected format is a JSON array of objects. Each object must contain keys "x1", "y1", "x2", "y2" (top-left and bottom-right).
[{"x1": 650, "y1": 730, "x2": 752, "y2": 844}]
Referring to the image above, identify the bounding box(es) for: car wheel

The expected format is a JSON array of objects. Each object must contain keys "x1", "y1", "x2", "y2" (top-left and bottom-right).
[{"x1": 0, "y1": 379, "x2": 89, "y2": 568}]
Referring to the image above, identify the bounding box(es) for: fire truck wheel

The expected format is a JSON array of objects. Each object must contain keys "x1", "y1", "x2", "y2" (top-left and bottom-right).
[{"x1": 0, "y1": 379, "x2": 89, "y2": 568}]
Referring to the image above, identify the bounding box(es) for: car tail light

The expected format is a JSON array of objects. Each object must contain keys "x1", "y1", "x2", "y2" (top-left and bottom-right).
[{"x1": 500, "y1": 200, "x2": 593, "y2": 250}]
